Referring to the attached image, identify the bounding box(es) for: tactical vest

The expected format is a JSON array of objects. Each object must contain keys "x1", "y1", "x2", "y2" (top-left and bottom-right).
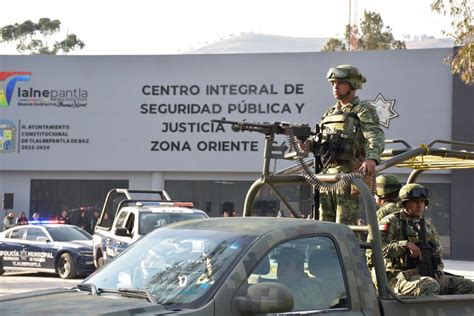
[
  {"x1": 319, "y1": 112, "x2": 363, "y2": 166},
  {"x1": 400, "y1": 217, "x2": 440, "y2": 277}
]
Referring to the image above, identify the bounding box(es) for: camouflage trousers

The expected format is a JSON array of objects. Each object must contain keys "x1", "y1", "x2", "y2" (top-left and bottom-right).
[
  {"x1": 438, "y1": 274, "x2": 474, "y2": 294},
  {"x1": 390, "y1": 270, "x2": 474, "y2": 296},
  {"x1": 319, "y1": 165, "x2": 359, "y2": 225}
]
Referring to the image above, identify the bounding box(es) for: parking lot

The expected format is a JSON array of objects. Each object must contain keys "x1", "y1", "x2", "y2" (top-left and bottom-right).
[{"x1": 0, "y1": 272, "x2": 83, "y2": 297}]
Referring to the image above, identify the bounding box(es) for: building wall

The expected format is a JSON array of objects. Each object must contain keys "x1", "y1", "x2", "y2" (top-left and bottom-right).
[
  {"x1": 1, "y1": 48, "x2": 473, "y2": 259},
  {"x1": 451, "y1": 72, "x2": 474, "y2": 260}
]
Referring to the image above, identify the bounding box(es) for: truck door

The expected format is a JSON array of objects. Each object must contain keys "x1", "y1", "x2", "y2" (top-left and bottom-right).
[
  {"x1": 106, "y1": 210, "x2": 129, "y2": 259},
  {"x1": 114, "y1": 212, "x2": 135, "y2": 255},
  {"x1": 238, "y1": 235, "x2": 361, "y2": 315}
]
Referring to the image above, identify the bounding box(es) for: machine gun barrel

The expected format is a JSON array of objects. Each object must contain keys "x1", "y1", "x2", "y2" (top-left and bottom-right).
[
  {"x1": 212, "y1": 118, "x2": 285, "y2": 135},
  {"x1": 212, "y1": 118, "x2": 314, "y2": 141}
]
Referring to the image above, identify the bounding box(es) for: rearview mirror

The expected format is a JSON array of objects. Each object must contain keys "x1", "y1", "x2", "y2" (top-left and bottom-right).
[{"x1": 234, "y1": 282, "x2": 294, "y2": 314}]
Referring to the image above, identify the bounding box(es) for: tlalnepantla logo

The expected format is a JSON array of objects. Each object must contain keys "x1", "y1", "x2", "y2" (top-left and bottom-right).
[
  {"x1": 0, "y1": 72, "x2": 31, "y2": 107},
  {"x1": 1, "y1": 71, "x2": 88, "y2": 108},
  {"x1": 0, "y1": 119, "x2": 16, "y2": 153}
]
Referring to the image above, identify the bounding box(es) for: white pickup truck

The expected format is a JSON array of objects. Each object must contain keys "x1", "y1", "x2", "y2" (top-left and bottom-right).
[{"x1": 93, "y1": 188, "x2": 208, "y2": 268}]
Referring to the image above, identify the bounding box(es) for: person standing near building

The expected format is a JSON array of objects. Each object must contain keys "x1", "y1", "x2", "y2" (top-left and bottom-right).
[
  {"x1": 90, "y1": 209, "x2": 100, "y2": 233},
  {"x1": 314, "y1": 64, "x2": 385, "y2": 225},
  {"x1": 3, "y1": 212, "x2": 16, "y2": 230},
  {"x1": 380, "y1": 183, "x2": 474, "y2": 296},
  {"x1": 78, "y1": 211, "x2": 89, "y2": 232},
  {"x1": 16, "y1": 211, "x2": 29, "y2": 225},
  {"x1": 58, "y1": 209, "x2": 70, "y2": 224},
  {"x1": 31, "y1": 211, "x2": 40, "y2": 222},
  {"x1": 375, "y1": 174, "x2": 402, "y2": 221}
]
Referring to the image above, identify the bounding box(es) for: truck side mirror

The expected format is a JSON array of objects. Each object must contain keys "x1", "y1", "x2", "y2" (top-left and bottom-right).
[
  {"x1": 234, "y1": 282, "x2": 294, "y2": 314},
  {"x1": 115, "y1": 227, "x2": 132, "y2": 237}
]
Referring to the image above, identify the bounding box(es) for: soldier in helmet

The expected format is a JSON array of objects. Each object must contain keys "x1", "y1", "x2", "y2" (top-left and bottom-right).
[
  {"x1": 314, "y1": 64, "x2": 385, "y2": 225},
  {"x1": 366, "y1": 174, "x2": 402, "y2": 270},
  {"x1": 375, "y1": 174, "x2": 402, "y2": 221},
  {"x1": 380, "y1": 183, "x2": 474, "y2": 296}
]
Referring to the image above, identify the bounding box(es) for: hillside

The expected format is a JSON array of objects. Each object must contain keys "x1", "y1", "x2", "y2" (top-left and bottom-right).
[{"x1": 187, "y1": 33, "x2": 453, "y2": 54}]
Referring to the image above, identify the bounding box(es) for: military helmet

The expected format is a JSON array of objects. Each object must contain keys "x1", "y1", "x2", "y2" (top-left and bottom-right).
[
  {"x1": 326, "y1": 64, "x2": 367, "y2": 90},
  {"x1": 375, "y1": 174, "x2": 401, "y2": 197},
  {"x1": 399, "y1": 183, "x2": 430, "y2": 205}
]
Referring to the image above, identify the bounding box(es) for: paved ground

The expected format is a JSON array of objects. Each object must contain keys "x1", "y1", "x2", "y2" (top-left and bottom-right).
[
  {"x1": 0, "y1": 272, "x2": 83, "y2": 297},
  {"x1": 0, "y1": 260, "x2": 472, "y2": 298},
  {"x1": 444, "y1": 259, "x2": 474, "y2": 281}
]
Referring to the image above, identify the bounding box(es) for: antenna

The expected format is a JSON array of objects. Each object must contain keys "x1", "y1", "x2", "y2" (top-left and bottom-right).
[{"x1": 348, "y1": 0, "x2": 359, "y2": 51}]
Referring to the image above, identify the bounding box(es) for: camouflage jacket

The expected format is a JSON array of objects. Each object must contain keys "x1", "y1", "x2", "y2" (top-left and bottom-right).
[
  {"x1": 321, "y1": 97, "x2": 385, "y2": 163},
  {"x1": 379, "y1": 210, "x2": 444, "y2": 274},
  {"x1": 376, "y1": 201, "x2": 401, "y2": 222}
]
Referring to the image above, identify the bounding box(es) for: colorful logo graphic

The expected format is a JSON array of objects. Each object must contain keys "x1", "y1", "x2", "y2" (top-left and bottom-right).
[
  {"x1": 0, "y1": 71, "x2": 31, "y2": 107},
  {"x1": 370, "y1": 93, "x2": 398, "y2": 128},
  {"x1": 0, "y1": 119, "x2": 16, "y2": 153}
]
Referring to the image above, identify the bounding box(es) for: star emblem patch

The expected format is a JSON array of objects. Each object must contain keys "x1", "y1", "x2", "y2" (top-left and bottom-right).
[
  {"x1": 370, "y1": 93, "x2": 398, "y2": 128},
  {"x1": 20, "y1": 249, "x2": 28, "y2": 261}
]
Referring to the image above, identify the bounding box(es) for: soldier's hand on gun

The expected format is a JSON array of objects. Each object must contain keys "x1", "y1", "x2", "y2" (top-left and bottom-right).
[
  {"x1": 407, "y1": 242, "x2": 422, "y2": 258},
  {"x1": 359, "y1": 159, "x2": 376, "y2": 177}
]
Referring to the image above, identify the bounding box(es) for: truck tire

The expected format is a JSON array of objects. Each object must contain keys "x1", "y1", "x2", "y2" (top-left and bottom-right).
[
  {"x1": 57, "y1": 253, "x2": 77, "y2": 279},
  {"x1": 0, "y1": 259, "x2": 4, "y2": 276},
  {"x1": 97, "y1": 256, "x2": 106, "y2": 269}
]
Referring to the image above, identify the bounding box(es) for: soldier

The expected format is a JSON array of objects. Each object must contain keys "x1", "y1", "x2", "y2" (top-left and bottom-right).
[
  {"x1": 366, "y1": 174, "x2": 401, "y2": 272},
  {"x1": 380, "y1": 183, "x2": 474, "y2": 296},
  {"x1": 375, "y1": 174, "x2": 402, "y2": 221},
  {"x1": 315, "y1": 64, "x2": 385, "y2": 225},
  {"x1": 273, "y1": 247, "x2": 323, "y2": 310}
]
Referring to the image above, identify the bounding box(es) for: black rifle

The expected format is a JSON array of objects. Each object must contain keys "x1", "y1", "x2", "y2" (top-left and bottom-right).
[
  {"x1": 312, "y1": 124, "x2": 323, "y2": 220},
  {"x1": 416, "y1": 219, "x2": 441, "y2": 278},
  {"x1": 211, "y1": 118, "x2": 313, "y2": 142}
]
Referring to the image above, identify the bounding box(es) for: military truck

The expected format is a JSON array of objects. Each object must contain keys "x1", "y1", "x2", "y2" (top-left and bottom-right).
[{"x1": 92, "y1": 188, "x2": 208, "y2": 268}]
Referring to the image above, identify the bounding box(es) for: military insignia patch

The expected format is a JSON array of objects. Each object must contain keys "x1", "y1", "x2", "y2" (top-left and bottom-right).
[{"x1": 379, "y1": 223, "x2": 389, "y2": 231}]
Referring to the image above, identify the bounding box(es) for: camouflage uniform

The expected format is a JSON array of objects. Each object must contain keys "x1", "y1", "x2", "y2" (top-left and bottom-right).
[
  {"x1": 380, "y1": 210, "x2": 474, "y2": 296},
  {"x1": 319, "y1": 96, "x2": 385, "y2": 225},
  {"x1": 377, "y1": 201, "x2": 401, "y2": 222},
  {"x1": 375, "y1": 174, "x2": 402, "y2": 222}
]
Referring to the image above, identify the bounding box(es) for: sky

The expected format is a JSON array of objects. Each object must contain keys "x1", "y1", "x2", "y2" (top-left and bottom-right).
[{"x1": 1, "y1": 0, "x2": 453, "y2": 55}]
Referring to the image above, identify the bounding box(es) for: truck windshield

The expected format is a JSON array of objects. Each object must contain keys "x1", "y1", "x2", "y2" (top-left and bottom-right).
[
  {"x1": 84, "y1": 227, "x2": 255, "y2": 305},
  {"x1": 138, "y1": 212, "x2": 207, "y2": 235}
]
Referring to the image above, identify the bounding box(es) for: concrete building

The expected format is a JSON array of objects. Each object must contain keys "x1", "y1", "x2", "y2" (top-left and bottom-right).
[{"x1": 1, "y1": 48, "x2": 473, "y2": 259}]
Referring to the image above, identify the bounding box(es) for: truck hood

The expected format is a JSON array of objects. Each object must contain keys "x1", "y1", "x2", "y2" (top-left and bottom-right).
[{"x1": 0, "y1": 288, "x2": 175, "y2": 315}]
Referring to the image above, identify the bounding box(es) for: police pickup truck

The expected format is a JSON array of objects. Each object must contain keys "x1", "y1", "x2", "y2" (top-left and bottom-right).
[{"x1": 93, "y1": 188, "x2": 208, "y2": 268}]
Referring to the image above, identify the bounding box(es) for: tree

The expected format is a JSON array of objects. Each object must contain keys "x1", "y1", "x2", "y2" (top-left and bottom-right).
[
  {"x1": 0, "y1": 18, "x2": 85, "y2": 55},
  {"x1": 322, "y1": 11, "x2": 406, "y2": 52},
  {"x1": 431, "y1": 0, "x2": 473, "y2": 85},
  {"x1": 350, "y1": 11, "x2": 406, "y2": 50},
  {"x1": 321, "y1": 38, "x2": 347, "y2": 52}
]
